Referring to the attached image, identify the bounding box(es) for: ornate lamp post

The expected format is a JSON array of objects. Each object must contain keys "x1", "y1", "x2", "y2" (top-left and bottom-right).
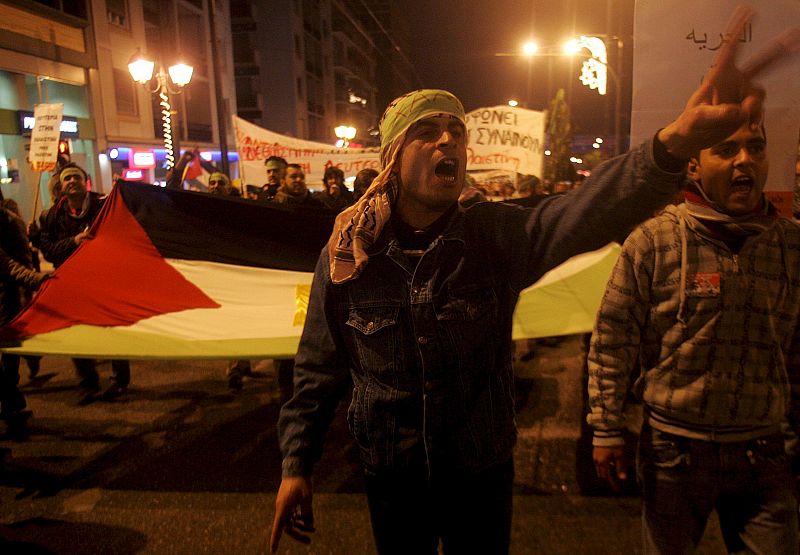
[
  {"x1": 128, "y1": 49, "x2": 194, "y2": 169},
  {"x1": 564, "y1": 36, "x2": 624, "y2": 155}
]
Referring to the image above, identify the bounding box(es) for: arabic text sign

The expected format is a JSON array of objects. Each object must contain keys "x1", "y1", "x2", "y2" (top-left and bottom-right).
[
  {"x1": 631, "y1": 0, "x2": 800, "y2": 203},
  {"x1": 233, "y1": 116, "x2": 380, "y2": 186},
  {"x1": 29, "y1": 103, "x2": 64, "y2": 173},
  {"x1": 465, "y1": 106, "x2": 546, "y2": 177}
]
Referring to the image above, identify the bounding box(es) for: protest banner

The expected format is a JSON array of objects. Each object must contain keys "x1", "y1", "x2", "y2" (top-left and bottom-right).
[
  {"x1": 631, "y1": 1, "x2": 800, "y2": 215},
  {"x1": 465, "y1": 105, "x2": 546, "y2": 177},
  {"x1": 233, "y1": 116, "x2": 380, "y2": 187},
  {"x1": 29, "y1": 103, "x2": 64, "y2": 173}
]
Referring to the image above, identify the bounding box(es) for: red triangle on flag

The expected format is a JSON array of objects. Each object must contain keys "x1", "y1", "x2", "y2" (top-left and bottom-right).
[{"x1": 1, "y1": 185, "x2": 220, "y2": 340}]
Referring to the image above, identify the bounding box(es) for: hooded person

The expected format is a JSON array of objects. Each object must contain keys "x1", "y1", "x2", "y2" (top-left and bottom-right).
[{"x1": 269, "y1": 80, "x2": 707, "y2": 553}]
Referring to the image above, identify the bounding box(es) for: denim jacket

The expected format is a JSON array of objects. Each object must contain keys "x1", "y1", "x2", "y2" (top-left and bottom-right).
[{"x1": 279, "y1": 138, "x2": 684, "y2": 477}]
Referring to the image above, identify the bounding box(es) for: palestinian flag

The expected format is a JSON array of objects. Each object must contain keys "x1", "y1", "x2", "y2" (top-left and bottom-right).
[
  {"x1": 0, "y1": 181, "x2": 335, "y2": 359},
  {"x1": 0, "y1": 182, "x2": 620, "y2": 359}
]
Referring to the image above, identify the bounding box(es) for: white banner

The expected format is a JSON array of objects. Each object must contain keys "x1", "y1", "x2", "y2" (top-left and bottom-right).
[
  {"x1": 233, "y1": 116, "x2": 380, "y2": 187},
  {"x1": 632, "y1": 0, "x2": 800, "y2": 214},
  {"x1": 465, "y1": 106, "x2": 546, "y2": 177},
  {"x1": 29, "y1": 103, "x2": 64, "y2": 173}
]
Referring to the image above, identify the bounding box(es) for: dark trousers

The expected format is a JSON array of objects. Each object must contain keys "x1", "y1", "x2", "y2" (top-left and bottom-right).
[
  {"x1": 363, "y1": 457, "x2": 514, "y2": 555},
  {"x1": 73, "y1": 359, "x2": 131, "y2": 389},
  {"x1": 0, "y1": 354, "x2": 25, "y2": 415}
]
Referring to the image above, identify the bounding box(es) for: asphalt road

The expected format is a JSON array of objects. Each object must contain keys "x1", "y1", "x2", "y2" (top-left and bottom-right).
[{"x1": 0, "y1": 337, "x2": 727, "y2": 554}]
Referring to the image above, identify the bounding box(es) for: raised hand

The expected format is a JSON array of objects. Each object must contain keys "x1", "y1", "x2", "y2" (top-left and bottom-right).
[{"x1": 659, "y1": 6, "x2": 800, "y2": 160}]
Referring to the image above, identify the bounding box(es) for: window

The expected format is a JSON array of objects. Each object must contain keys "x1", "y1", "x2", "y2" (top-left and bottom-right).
[
  {"x1": 113, "y1": 68, "x2": 137, "y2": 115},
  {"x1": 30, "y1": 0, "x2": 88, "y2": 20},
  {"x1": 184, "y1": 81, "x2": 213, "y2": 142},
  {"x1": 106, "y1": 0, "x2": 129, "y2": 29},
  {"x1": 296, "y1": 77, "x2": 303, "y2": 99},
  {"x1": 178, "y1": 5, "x2": 207, "y2": 76}
]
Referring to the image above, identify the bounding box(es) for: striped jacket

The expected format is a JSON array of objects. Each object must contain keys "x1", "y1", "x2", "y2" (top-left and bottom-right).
[{"x1": 588, "y1": 203, "x2": 800, "y2": 445}]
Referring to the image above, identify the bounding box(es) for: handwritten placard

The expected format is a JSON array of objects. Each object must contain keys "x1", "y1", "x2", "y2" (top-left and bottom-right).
[
  {"x1": 29, "y1": 103, "x2": 64, "y2": 173},
  {"x1": 233, "y1": 116, "x2": 380, "y2": 187},
  {"x1": 631, "y1": 0, "x2": 800, "y2": 209},
  {"x1": 465, "y1": 106, "x2": 546, "y2": 177}
]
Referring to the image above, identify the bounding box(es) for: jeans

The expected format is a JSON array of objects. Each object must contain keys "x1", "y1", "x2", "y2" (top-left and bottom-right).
[
  {"x1": 638, "y1": 423, "x2": 798, "y2": 555},
  {"x1": 363, "y1": 456, "x2": 514, "y2": 555}
]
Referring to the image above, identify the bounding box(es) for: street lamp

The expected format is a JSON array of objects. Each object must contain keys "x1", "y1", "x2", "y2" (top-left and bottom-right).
[
  {"x1": 564, "y1": 36, "x2": 624, "y2": 155},
  {"x1": 334, "y1": 125, "x2": 356, "y2": 148},
  {"x1": 128, "y1": 49, "x2": 194, "y2": 169}
]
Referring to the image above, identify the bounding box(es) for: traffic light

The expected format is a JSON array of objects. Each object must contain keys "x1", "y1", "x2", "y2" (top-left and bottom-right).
[{"x1": 57, "y1": 139, "x2": 71, "y2": 166}]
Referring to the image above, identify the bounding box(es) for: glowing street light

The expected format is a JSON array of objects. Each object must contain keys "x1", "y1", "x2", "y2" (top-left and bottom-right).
[
  {"x1": 127, "y1": 49, "x2": 193, "y2": 169},
  {"x1": 522, "y1": 41, "x2": 539, "y2": 56},
  {"x1": 563, "y1": 36, "x2": 608, "y2": 95},
  {"x1": 508, "y1": 100, "x2": 519, "y2": 107},
  {"x1": 334, "y1": 125, "x2": 357, "y2": 148}
]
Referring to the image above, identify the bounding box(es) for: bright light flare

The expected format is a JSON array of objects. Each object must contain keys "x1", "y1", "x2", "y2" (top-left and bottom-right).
[
  {"x1": 522, "y1": 41, "x2": 538, "y2": 56},
  {"x1": 168, "y1": 63, "x2": 194, "y2": 87}
]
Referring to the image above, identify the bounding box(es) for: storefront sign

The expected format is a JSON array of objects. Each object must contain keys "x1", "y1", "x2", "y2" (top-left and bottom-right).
[
  {"x1": 123, "y1": 169, "x2": 145, "y2": 181},
  {"x1": 129, "y1": 149, "x2": 156, "y2": 169},
  {"x1": 18, "y1": 110, "x2": 79, "y2": 138},
  {"x1": 29, "y1": 103, "x2": 64, "y2": 172}
]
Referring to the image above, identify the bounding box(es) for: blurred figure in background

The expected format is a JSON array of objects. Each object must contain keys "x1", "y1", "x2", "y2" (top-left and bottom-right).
[{"x1": 352, "y1": 168, "x2": 379, "y2": 201}]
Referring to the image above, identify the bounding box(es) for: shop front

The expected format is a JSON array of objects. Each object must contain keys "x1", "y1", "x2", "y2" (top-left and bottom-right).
[{"x1": 0, "y1": 69, "x2": 96, "y2": 221}]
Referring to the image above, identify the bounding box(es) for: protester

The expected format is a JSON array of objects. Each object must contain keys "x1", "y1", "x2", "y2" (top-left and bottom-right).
[
  {"x1": 587, "y1": 9, "x2": 800, "y2": 554},
  {"x1": 207, "y1": 171, "x2": 240, "y2": 197},
  {"x1": 39, "y1": 163, "x2": 131, "y2": 405},
  {"x1": 260, "y1": 156, "x2": 288, "y2": 201},
  {"x1": 28, "y1": 173, "x2": 63, "y2": 254},
  {"x1": 313, "y1": 166, "x2": 354, "y2": 212},
  {"x1": 352, "y1": 168, "x2": 378, "y2": 201},
  {"x1": 0, "y1": 194, "x2": 49, "y2": 428},
  {"x1": 268, "y1": 8, "x2": 796, "y2": 552},
  {"x1": 272, "y1": 164, "x2": 324, "y2": 207},
  {"x1": 2, "y1": 198, "x2": 44, "y2": 377},
  {"x1": 166, "y1": 149, "x2": 219, "y2": 191}
]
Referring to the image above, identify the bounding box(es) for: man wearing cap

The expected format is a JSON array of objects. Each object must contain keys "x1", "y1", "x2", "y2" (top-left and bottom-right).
[
  {"x1": 40, "y1": 163, "x2": 131, "y2": 405},
  {"x1": 270, "y1": 11, "x2": 783, "y2": 550}
]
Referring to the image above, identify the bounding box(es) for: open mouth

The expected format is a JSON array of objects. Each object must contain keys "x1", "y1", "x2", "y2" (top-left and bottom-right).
[
  {"x1": 730, "y1": 175, "x2": 754, "y2": 192},
  {"x1": 434, "y1": 159, "x2": 458, "y2": 183}
]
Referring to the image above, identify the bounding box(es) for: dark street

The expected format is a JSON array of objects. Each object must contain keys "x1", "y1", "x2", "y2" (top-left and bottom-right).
[{"x1": 0, "y1": 337, "x2": 727, "y2": 554}]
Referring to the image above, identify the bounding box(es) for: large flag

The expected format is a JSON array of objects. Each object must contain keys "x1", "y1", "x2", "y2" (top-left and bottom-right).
[
  {"x1": 0, "y1": 183, "x2": 619, "y2": 359},
  {"x1": 0, "y1": 182, "x2": 334, "y2": 359}
]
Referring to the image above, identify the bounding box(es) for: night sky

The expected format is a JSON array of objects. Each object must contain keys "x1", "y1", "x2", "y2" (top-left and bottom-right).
[{"x1": 404, "y1": 0, "x2": 635, "y2": 140}]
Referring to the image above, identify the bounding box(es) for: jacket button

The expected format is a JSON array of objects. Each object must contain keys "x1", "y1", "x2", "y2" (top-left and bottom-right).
[
  {"x1": 424, "y1": 381, "x2": 435, "y2": 392},
  {"x1": 417, "y1": 336, "x2": 428, "y2": 345},
  {"x1": 366, "y1": 322, "x2": 374, "y2": 331}
]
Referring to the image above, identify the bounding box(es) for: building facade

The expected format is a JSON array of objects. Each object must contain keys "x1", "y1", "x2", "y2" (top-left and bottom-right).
[
  {"x1": 230, "y1": 0, "x2": 416, "y2": 149},
  {"x1": 0, "y1": 0, "x2": 237, "y2": 220}
]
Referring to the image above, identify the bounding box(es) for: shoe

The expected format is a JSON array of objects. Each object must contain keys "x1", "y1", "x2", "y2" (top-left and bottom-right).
[
  {"x1": 101, "y1": 383, "x2": 127, "y2": 401},
  {"x1": 76, "y1": 385, "x2": 100, "y2": 406},
  {"x1": 228, "y1": 374, "x2": 243, "y2": 392}
]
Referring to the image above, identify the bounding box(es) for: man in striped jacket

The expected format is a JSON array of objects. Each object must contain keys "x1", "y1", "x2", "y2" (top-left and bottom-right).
[{"x1": 588, "y1": 21, "x2": 800, "y2": 554}]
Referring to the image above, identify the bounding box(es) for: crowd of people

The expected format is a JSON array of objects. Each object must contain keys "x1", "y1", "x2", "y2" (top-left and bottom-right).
[{"x1": 0, "y1": 6, "x2": 799, "y2": 555}]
